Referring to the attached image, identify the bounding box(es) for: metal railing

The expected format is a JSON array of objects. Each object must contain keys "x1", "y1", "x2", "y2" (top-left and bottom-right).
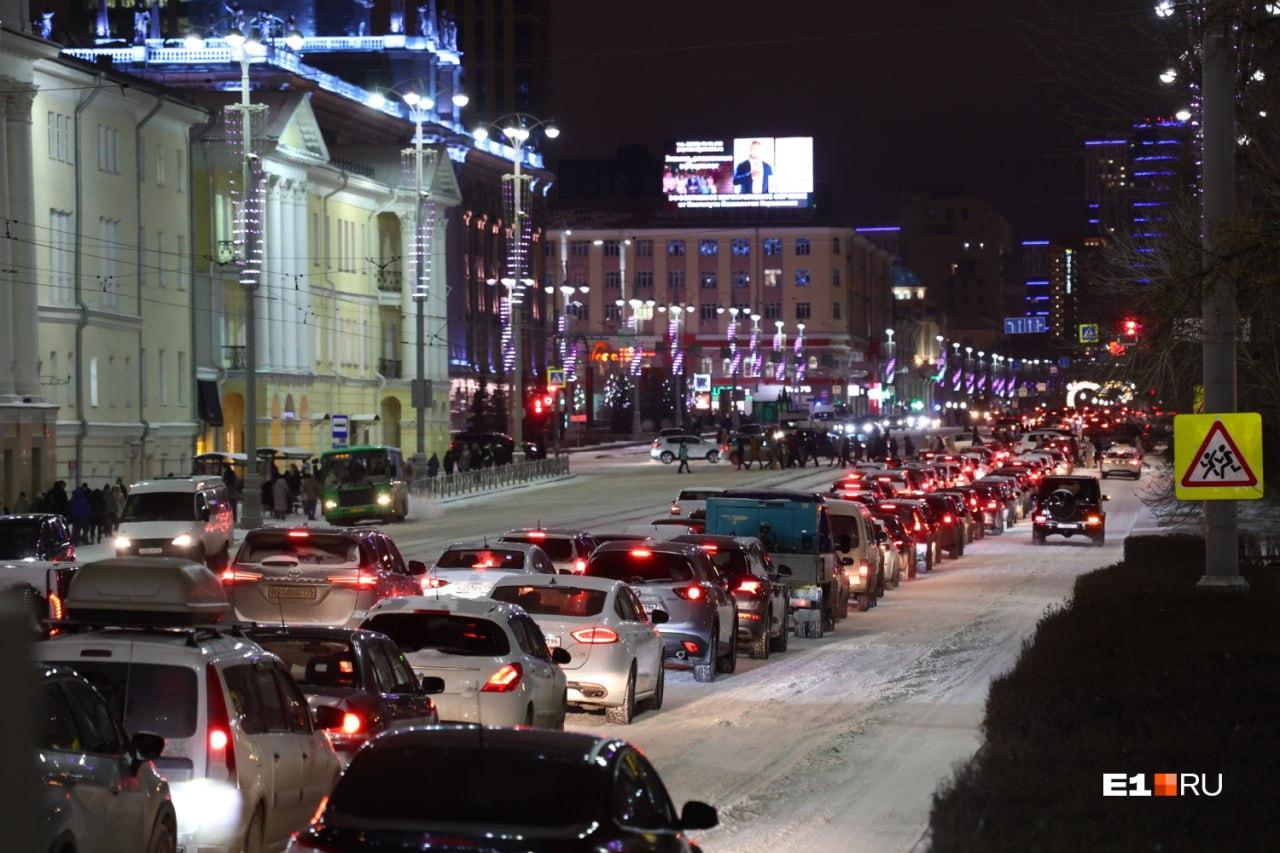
[
  {"x1": 223, "y1": 345, "x2": 247, "y2": 370},
  {"x1": 378, "y1": 358, "x2": 403, "y2": 379},
  {"x1": 413, "y1": 456, "x2": 570, "y2": 499}
]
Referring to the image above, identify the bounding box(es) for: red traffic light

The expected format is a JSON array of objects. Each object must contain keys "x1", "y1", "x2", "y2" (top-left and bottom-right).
[
  {"x1": 533, "y1": 399, "x2": 544, "y2": 415},
  {"x1": 1123, "y1": 319, "x2": 1139, "y2": 338}
]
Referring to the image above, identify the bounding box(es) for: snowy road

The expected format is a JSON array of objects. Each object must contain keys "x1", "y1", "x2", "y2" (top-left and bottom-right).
[{"x1": 372, "y1": 452, "x2": 1148, "y2": 852}]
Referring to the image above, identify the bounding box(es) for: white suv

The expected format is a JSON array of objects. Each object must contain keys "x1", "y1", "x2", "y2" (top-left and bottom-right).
[{"x1": 35, "y1": 558, "x2": 342, "y2": 853}]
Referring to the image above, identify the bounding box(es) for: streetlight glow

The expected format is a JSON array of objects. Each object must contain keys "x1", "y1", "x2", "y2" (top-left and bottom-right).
[
  {"x1": 184, "y1": 31, "x2": 207, "y2": 50},
  {"x1": 224, "y1": 27, "x2": 246, "y2": 48},
  {"x1": 402, "y1": 90, "x2": 421, "y2": 107},
  {"x1": 1154, "y1": 0, "x2": 1175, "y2": 18},
  {"x1": 452, "y1": 92, "x2": 470, "y2": 107},
  {"x1": 1175, "y1": 107, "x2": 1192, "y2": 122},
  {"x1": 544, "y1": 125, "x2": 561, "y2": 139},
  {"x1": 473, "y1": 126, "x2": 489, "y2": 142},
  {"x1": 285, "y1": 29, "x2": 305, "y2": 51},
  {"x1": 1159, "y1": 68, "x2": 1178, "y2": 84}
]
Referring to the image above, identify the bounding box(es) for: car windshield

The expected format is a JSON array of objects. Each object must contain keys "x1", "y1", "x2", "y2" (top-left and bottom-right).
[
  {"x1": 59, "y1": 662, "x2": 197, "y2": 739},
  {"x1": 252, "y1": 637, "x2": 359, "y2": 689},
  {"x1": 1106, "y1": 447, "x2": 1138, "y2": 457},
  {"x1": 0, "y1": 520, "x2": 42, "y2": 558},
  {"x1": 503, "y1": 536, "x2": 571, "y2": 561},
  {"x1": 318, "y1": 450, "x2": 391, "y2": 486},
  {"x1": 1038, "y1": 478, "x2": 1101, "y2": 502},
  {"x1": 436, "y1": 548, "x2": 526, "y2": 570},
  {"x1": 587, "y1": 551, "x2": 694, "y2": 583},
  {"x1": 490, "y1": 585, "x2": 607, "y2": 617},
  {"x1": 677, "y1": 490, "x2": 721, "y2": 501},
  {"x1": 330, "y1": 745, "x2": 598, "y2": 828},
  {"x1": 363, "y1": 613, "x2": 509, "y2": 656},
  {"x1": 238, "y1": 532, "x2": 356, "y2": 565},
  {"x1": 121, "y1": 493, "x2": 193, "y2": 523}
]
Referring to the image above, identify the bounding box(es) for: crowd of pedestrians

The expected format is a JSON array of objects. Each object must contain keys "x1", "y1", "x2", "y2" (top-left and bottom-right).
[{"x1": 0, "y1": 479, "x2": 130, "y2": 545}]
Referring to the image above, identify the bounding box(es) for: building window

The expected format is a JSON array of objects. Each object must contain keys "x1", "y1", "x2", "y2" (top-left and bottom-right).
[
  {"x1": 47, "y1": 112, "x2": 72, "y2": 164},
  {"x1": 732, "y1": 272, "x2": 750, "y2": 289},
  {"x1": 176, "y1": 234, "x2": 187, "y2": 290},
  {"x1": 159, "y1": 350, "x2": 168, "y2": 404},
  {"x1": 97, "y1": 125, "x2": 120, "y2": 174},
  {"x1": 604, "y1": 304, "x2": 622, "y2": 323},
  {"x1": 604, "y1": 270, "x2": 620, "y2": 289},
  {"x1": 175, "y1": 150, "x2": 185, "y2": 193},
  {"x1": 832, "y1": 268, "x2": 841, "y2": 286},
  {"x1": 570, "y1": 240, "x2": 588, "y2": 257},
  {"x1": 832, "y1": 237, "x2": 841, "y2": 254},
  {"x1": 124, "y1": 357, "x2": 132, "y2": 407},
  {"x1": 731, "y1": 238, "x2": 750, "y2": 256},
  {"x1": 177, "y1": 352, "x2": 186, "y2": 404},
  {"x1": 543, "y1": 241, "x2": 556, "y2": 256},
  {"x1": 764, "y1": 302, "x2": 782, "y2": 320},
  {"x1": 566, "y1": 302, "x2": 586, "y2": 320},
  {"x1": 636, "y1": 240, "x2": 653, "y2": 257},
  {"x1": 89, "y1": 357, "x2": 99, "y2": 407},
  {"x1": 795, "y1": 269, "x2": 811, "y2": 286},
  {"x1": 833, "y1": 301, "x2": 842, "y2": 319},
  {"x1": 763, "y1": 238, "x2": 782, "y2": 256},
  {"x1": 48, "y1": 209, "x2": 73, "y2": 305},
  {"x1": 667, "y1": 270, "x2": 685, "y2": 290},
  {"x1": 699, "y1": 239, "x2": 718, "y2": 256},
  {"x1": 603, "y1": 240, "x2": 620, "y2": 256},
  {"x1": 700, "y1": 303, "x2": 718, "y2": 321},
  {"x1": 667, "y1": 239, "x2": 686, "y2": 256},
  {"x1": 156, "y1": 231, "x2": 167, "y2": 288},
  {"x1": 98, "y1": 217, "x2": 121, "y2": 308},
  {"x1": 700, "y1": 271, "x2": 718, "y2": 289},
  {"x1": 155, "y1": 144, "x2": 166, "y2": 186},
  {"x1": 635, "y1": 271, "x2": 653, "y2": 289},
  {"x1": 796, "y1": 302, "x2": 812, "y2": 320},
  {"x1": 795, "y1": 238, "x2": 811, "y2": 256},
  {"x1": 763, "y1": 268, "x2": 781, "y2": 288}
]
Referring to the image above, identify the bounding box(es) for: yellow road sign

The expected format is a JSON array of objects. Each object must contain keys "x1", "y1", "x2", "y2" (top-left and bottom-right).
[{"x1": 1174, "y1": 413, "x2": 1264, "y2": 500}]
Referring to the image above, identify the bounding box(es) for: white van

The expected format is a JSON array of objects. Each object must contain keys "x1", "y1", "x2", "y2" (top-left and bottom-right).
[
  {"x1": 35, "y1": 558, "x2": 343, "y2": 853},
  {"x1": 115, "y1": 476, "x2": 235, "y2": 568},
  {"x1": 827, "y1": 499, "x2": 887, "y2": 612}
]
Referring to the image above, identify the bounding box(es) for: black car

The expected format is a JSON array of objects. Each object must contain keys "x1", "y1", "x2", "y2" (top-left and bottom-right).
[
  {"x1": 246, "y1": 625, "x2": 441, "y2": 761},
  {"x1": 291, "y1": 727, "x2": 718, "y2": 852},
  {"x1": 672, "y1": 534, "x2": 791, "y2": 659},
  {"x1": 921, "y1": 494, "x2": 964, "y2": 559},
  {"x1": 0, "y1": 514, "x2": 76, "y2": 562},
  {"x1": 1032, "y1": 475, "x2": 1108, "y2": 546}
]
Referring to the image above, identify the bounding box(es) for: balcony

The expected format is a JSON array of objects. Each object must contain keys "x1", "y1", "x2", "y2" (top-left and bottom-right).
[
  {"x1": 223, "y1": 345, "x2": 247, "y2": 370},
  {"x1": 378, "y1": 358, "x2": 403, "y2": 379},
  {"x1": 377, "y1": 270, "x2": 403, "y2": 293}
]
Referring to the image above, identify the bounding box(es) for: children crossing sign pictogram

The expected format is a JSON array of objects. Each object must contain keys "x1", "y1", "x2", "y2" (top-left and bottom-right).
[{"x1": 1174, "y1": 413, "x2": 1264, "y2": 500}]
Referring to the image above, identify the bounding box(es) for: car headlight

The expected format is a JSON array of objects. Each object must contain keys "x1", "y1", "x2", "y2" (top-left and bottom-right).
[
  {"x1": 171, "y1": 533, "x2": 194, "y2": 548},
  {"x1": 324, "y1": 500, "x2": 337, "y2": 510},
  {"x1": 114, "y1": 535, "x2": 131, "y2": 550},
  {"x1": 376, "y1": 493, "x2": 392, "y2": 506}
]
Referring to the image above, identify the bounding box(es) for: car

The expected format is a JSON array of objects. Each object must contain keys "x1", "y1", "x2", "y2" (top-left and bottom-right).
[
  {"x1": 0, "y1": 513, "x2": 76, "y2": 562},
  {"x1": 360, "y1": 594, "x2": 571, "y2": 728},
  {"x1": 35, "y1": 663, "x2": 178, "y2": 853},
  {"x1": 950, "y1": 431, "x2": 981, "y2": 451},
  {"x1": 489, "y1": 574, "x2": 665, "y2": 724},
  {"x1": 113, "y1": 476, "x2": 236, "y2": 569},
  {"x1": 921, "y1": 494, "x2": 965, "y2": 559},
  {"x1": 827, "y1": 499, "x2": 883, "y2": 611},
  {"x1": 968, "y1": 481, "x2": 1009, "y2": 534},
  {"x1": 286, "y1": 727, "x2": 718, "y2": 853},
  {"x1": 624, "y1": 518, "x2": 706, "y2": 540},
  {"x1": 868, "y1": 517, "x2": 904, "y2": 588},
  {"x1": 423, "y1": 540, "x2": 558, "y2": 598},
  {"x1": 870, "y1": 468, "x2": 928, "y2": 496},
  {"x1": 982, "y1": 475, "x2": 1028, "y2": 522},
  {"x1": 938, "y1": 489, "x2": 982, "y2": 544},
  {"x1": 245, "y1": 625, "x2": 442, "y2": 763},
  {"x1": 500, "y1": 527, "x2": 598, "y2": 574},
  {"x1": 1033, "y1": 475, "x2": 1108, "y2": 546},
  {"x1": 669, "y1": 486, "x2": 725, "y2": 518},
  {"x1": 649, "y1": 434, "x2": 720, "y2": 464},
  {"x1": 221, "y1": 527, "x2": 426, "y2": 627},
  {"x1": 830, "y1": 471, "x2": 891, "y2": 499},
  {"x1": 36, "y1": 558, "x2": 343, "y2": 853},
  {"x1": 672, "y1": 534, "x2": 791, "y2": 658},
  {"x1": 1100, "y1": 444, "x2": 1144, "y2": 479},
  {"x1": 585, "y1": 541, "x2": 737, "y2": 683},
  {"x1": 875, "y1": 500, "x2": 939, "y2": 574},
  {"x1": 1, "y1": 556, "x2": 76, "y2": 636},
  {"x1": 869, "y1": 511, "x2": 916, "y2": 581}
]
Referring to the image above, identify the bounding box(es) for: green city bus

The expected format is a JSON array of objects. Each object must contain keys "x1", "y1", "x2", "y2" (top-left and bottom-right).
[{"x1": 317, "y1": 445, "x2": 410, "y2": 524}]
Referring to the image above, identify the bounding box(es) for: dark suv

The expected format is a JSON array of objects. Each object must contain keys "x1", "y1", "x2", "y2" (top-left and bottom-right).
[
  {"x1": 0, "y1": 514, "x2": 75, "y2": 562},
  {"x1": 1033, "y1": 475, "x2": 1108, "y2": 546},
  {"x1": 672, "y1": 534, "x2": 791, "y2": 659}
]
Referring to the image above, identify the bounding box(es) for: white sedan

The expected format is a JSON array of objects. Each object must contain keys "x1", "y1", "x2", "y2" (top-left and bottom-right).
[
  {"x1": 361, "y1": 595, "x2": 570, "y2": 728},
  {"x1": 489, "y1": 574, "x2": 667, "y2": 725},
  {"x1": 420, "y1": 541, "x2": 557, "y2": 598},
  {"x1": 649, "y1": 435, "x2": 720, "y2": 464}
]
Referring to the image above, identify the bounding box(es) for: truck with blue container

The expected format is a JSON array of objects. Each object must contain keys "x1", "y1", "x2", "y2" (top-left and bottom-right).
[{"x1": 704, "y1": 490, "x2": 844, "y2": 637}]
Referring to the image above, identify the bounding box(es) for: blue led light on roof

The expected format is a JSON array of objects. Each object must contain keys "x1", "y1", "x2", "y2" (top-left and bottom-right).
[
  {"x1": 1088, "y1": 218, "x2": 1100, "y2": 224},
  {"x1": 1133, "y1": 155, "x2": 1176, "y2": 161},
  {"x1": 1088, "y1": 203, "x2": 1099, "y2": 208},
  {"x1": 1133, "y1": 201, "x2": 1167, "y2": 207},
  {"x1": 1084, "y1": 139, "x2": 1128, "y2": 146},
  {"x1": 1021, "y1": 240, "x2": 1050, "y2": 246},
  {"x1": 855, "y1": 226, "x2": 901, "y2": 233},
  {"x1": 1133, "y1": 170, "x2": 1175, "y2": 176},
  {"x1": 1025, "y1": 279, "x2": 1050, "y2": 285}
]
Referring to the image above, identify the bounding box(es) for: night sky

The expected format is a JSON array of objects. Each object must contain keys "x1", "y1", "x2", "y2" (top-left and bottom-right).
[{"x1": 547, "y1": 0, "x2": 1169, "y2": 237}]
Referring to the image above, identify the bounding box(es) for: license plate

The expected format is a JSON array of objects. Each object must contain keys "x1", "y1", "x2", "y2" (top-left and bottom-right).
[
  {"x1": 453, "y1": 583, "x2": 486, "y2": 596},
  {"x1": 545, "y1": 634, "x2": 561, "y2": 648},
  {"x1": 267, "y1": 585, "x2": 317, "y2": 600},
  {"x1": 139, "y1": 547, "x2": 163, "y2": 555},
  {"x1": 638, "y1": 597, "x2": 661, "y2": 613},
  {"x1": 1060, "y1": 522, "x2": 1082, "y2": 530}
]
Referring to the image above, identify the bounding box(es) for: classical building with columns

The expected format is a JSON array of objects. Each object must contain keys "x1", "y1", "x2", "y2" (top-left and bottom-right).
[{"x1": 1, "y1": 18, "x2": 209, "y2": 506}]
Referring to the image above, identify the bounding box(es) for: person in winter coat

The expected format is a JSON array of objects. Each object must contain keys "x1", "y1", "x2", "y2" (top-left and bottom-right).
[
  {"x1": 735, "y1": 435, "x2": 747, "y2": 470},
  {"x1": 443, "y1": 449, "x2": 456, "y2": 475},
  {"x1": 904, "y1": 434, "x2": 916, "y2": 457},
  {"x1": 676, "y1": 439, "x2": 691, "y2": 474},
  {"x1": 460, "y1": 446, "x2": 472, "y2": 473},
  {"x1": 68, "y1": 486, "x2": 92, "y2": 545},
  {"x1": 426, "y1": 453, "x2": 440, "y2": 479},
  {"x1": 300, "y1": 471, "x2": 322, "y2": 521},
  {"x1": 87, "y1": 485, "x2": 106, "y2": 543},
  {"x1": 271, "y1": 475, "x2": 290, "y2": 520},
  {"x1": 102, "y1": 482, "x2": 119, "y2": 537}
]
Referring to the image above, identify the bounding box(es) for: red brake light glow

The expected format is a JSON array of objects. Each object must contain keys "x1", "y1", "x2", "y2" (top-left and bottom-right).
[
  {"x1": 340, "y1": 712, "x2": 363, "y2": 735},
  {"x1": 629, "y1": 548, "x2": 652, "y2": 558},
  {"x1": 421, "y1": 577, "x2": 450, "y2": 589},
  {"x1": 670, "y1": 504, "x2": 682, "y2": 515},
  {"x1": 987, "y1": 501, "x2": 998, "y2": 510},
  {"x1": 698, "y1": 543, "x2": 718, "y2": 553},
  {"x1": 736, "y1": 578, "x2": 762, "y2": 594},
  {"x1": 482, "y1": 663, "x2": 523, "y2": 693},
  {"x1": 209, "y1": 728, "x2": 229, "y2": 751},
  {"x1": 287, "y1": 530, "x2": 310, "y2": 539},
  {"x1": 573, "y1": 558, "x2": 587, "y2": 573},
  {"x1": 329, "y1": 573, "x2": 379, "y2": 588},
  {"x1": 526, "y1": 531, "x2": 547, "y2": 539},
  {"x1": 675, "y1": 585, "x2": 705, "y2": 601},
  {"x1": 943, "y1": 514, "x2": 953, "y2": 524},
  {"x1": 205, "y1": 663, "x2": 236, "y2": 780},
  {"x1": 219, "y1": 569, "x2": 263, "y2": 585},
  {"x1": 1086, "y1": 515, "x2": 1102, "y2": 526},
  {"x1": 48, "y1": 592, "x2": 64, "y2": 621},
  {"x1": 570, "y1": 626, "x2": 620, "y2": 644}
]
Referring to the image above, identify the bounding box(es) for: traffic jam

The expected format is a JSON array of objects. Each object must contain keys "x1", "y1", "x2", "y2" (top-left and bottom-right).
[{"x1": 0, "y1": 406, "x2": 1156, "y2": 852}]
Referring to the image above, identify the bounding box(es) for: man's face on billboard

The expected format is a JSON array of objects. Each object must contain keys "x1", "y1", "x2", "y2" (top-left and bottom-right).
[{"x1": 749, "y1": 141, "x2": 761, "y2": 161}]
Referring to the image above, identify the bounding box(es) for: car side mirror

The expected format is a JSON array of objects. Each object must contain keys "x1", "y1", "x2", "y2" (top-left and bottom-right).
[
  {"x1": 420, "y1": 676, "x2": 445, "y2": 695},
  {"x1": 407, "y1": 560, "x2": 427, "y2": 576},
  {"x1": 551, "y1": 647, "x2": 572, "y2": 665},
  {"x1": 649, "y1": 608, "x2": 669, "y2": 624},
  {"x1": 776, "y1": 564, "x2": 792, "y2": 577},
  {"x1": 130, "y1": 731, "x2": 165, "y2": 772},
  {"x1": 312, "y1": 705, "x2": 346, "y2": 730},
  {"x1": 680, "y1": 800, "x2": 719, "y2": 830}
]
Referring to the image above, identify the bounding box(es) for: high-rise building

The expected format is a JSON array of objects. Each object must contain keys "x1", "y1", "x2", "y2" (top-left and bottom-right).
[{"x1": 447, "y1": 0, "x2": 551, "y2": 124}]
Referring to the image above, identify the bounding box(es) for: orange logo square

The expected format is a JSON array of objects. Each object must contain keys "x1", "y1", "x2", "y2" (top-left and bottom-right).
[{"x1": 1154, "y1": 773, "x2": 1178, "y2": 797}]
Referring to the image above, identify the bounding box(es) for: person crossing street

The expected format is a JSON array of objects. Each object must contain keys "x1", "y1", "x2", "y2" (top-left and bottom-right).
[{"x1": 676, "y1": 439, "x2": 692, "y2": 474}]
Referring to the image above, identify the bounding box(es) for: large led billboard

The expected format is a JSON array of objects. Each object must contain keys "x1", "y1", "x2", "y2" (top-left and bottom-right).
[{"x1": 663, "y1": 137, "x2": 814, "y2": 209}]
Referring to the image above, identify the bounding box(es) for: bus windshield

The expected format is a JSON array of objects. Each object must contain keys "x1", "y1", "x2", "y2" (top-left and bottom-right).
[{"x1": 319, "y1": 450, "x2": 391, "y2": 485}]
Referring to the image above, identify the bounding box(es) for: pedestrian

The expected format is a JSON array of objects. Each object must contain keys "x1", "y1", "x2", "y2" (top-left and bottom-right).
[
  {"x1": 426, "y1": 453, "x2": 440, "y2": 479},
  {"x1": 13, "y1": 491, "x2": 29, "y2": 513},
  {"x1": 102, "y1": 482, "x2": 118, "y2": 538},
  {"x1": 839, "y1": 436, "x2": 852, "y2": 468},
  {"x1": 271, "y1": 475, "x2": 290, "y2": 520},
  {"x1": 888, "y1": 435, "x2": 899, "y2": 458},
  {"x1": 735, "y1": 434, "x2": 746, "y2": 470},
  {"x1": 460, "y1": 445, "x2": 472, "y2": 473},
  {"x1": 676, "y1": 439, "x2": 691, "y2": 474},
  {"x1": 443, "y1": 448, "x2": 456, "y2": 475},
  {"x1": 88, "y1": 484, "x2": 106, "y2": 543},
  {"x1": 301, "y1": 469, "x2": 321, "y2": 520},
  {"x1": 748, "y1": 435, "x2": 762, "y2": 470},
  {"x1": 68, "y1": 486, "x2": 91, "y2": 545},
  {"x1": 904, "y1": 434, "x2": 915, "y2": 457}
]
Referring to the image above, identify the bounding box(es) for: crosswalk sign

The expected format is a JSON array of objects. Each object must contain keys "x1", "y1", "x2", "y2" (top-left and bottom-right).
[
  {"x1": 547, "y1": 367, "x2": 566, "y2": 389},
  {"x1": 1174, "y1": 413, "x2": 1264, "y2": 500},
  {"x1": 1078, "y1": 323, "x2": 1099, "y2": 344}
]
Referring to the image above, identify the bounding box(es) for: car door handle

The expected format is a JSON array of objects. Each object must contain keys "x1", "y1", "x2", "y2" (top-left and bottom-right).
[{"x1": 273, "y1": 752, "x2": 282, "y2": 761}]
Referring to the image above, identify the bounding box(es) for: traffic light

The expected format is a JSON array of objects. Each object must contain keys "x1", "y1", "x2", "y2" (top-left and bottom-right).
[{"x1": 1122, "y1": 318, "x2": 1140, "y2": 339}]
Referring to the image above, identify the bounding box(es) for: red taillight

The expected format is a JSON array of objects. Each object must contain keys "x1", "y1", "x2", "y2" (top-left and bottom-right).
[
  {"x1": 629, "y1": 548, "x2": 652, "y2": 558},
  {"x1": 570, "y1": 626, "x2": 620, "y2": 644},
  {"x1": 670, "y1": 504, "x2": 682, "y2": 515},
  {"x1": 698, "y1": 543, "x2": 718, "y2": 553},
  {"x1": 943, "y1": 514, "x2": 953, "y2": 524},
  {"x1": 287, "y1": 530, "x2": 310, "y2": 538},
  {"x1": 736, "y1": 578, "x2": 762, "y2": 595},
  {"x1": 482, "y1": 663, "x2": 523, "y2": 693},
  {"x1": 913, "y1": 520, "x2": 922, "y2": 532},
  {"x1": 573, "y1": 558, "x2": 587, "y2": 573},
  {"x1": 329, "y1": 572, "x2": 379, "y2": 588},
  {"x1": 421, "y1": 577, "x2": 450, "y2": 589},
  {"x1": 682, "y1": 640, "x2": 700, "y2": 653},
  {"x1": 219, "y1": 569, "x2": 262, "y2": 585},
  {"x1": 1034, "y1": 514, "x2": 1048, "y2": 522},
  {"x1": 879, "y1": 503, "x2": 896, "y2": 511},
  {"x1": 968, "y1": 497, "x2": 978, "y2": 507},
  {"x1": 987, "y1": 501, "x2": 998, "y2": 510},
  {"x1": 858, "y1": 561, "x2": 871, "y2": 577},
  {"x1": 526, "y1": 530, "x2": 547, "y2": 539},
  {"x1": 1086, "y1": 515, "x2": 1102, "y2": 526},
  {"x1": 205, "y1": 663, "x2": 236, "y2": 780},
  {"x1": 674, "y1": 585, "x2": 704, "y2": 601},
  {"x1": 340, "y1": 712, "x2": 363, "y2": 735},
  {"x1": 652, "y1": 440, "x2": 660, "y2": 449},
  {"x1": 47, "y1": 592, "x2": 64, "y2": 621}
]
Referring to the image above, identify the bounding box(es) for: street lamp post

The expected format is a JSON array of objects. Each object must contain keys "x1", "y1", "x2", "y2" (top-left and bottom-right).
[
  {"x1": 472, "y1": 115, "x2": 559, "y2": 463},
  {"x1": 659, "y1": 302, "x2": 693, "y2": 428},
  {"x1": 884, "y1": 328, "x2": 895, "y2": 414},
  {"x1": 398, "y1": 85, "x2": 437, "y2": 469}
]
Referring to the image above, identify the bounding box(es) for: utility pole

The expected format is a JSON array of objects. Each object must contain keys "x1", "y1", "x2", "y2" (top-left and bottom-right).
[{"x1": 1197, "y1": 27, "x2": 1245, "y2": 591}]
